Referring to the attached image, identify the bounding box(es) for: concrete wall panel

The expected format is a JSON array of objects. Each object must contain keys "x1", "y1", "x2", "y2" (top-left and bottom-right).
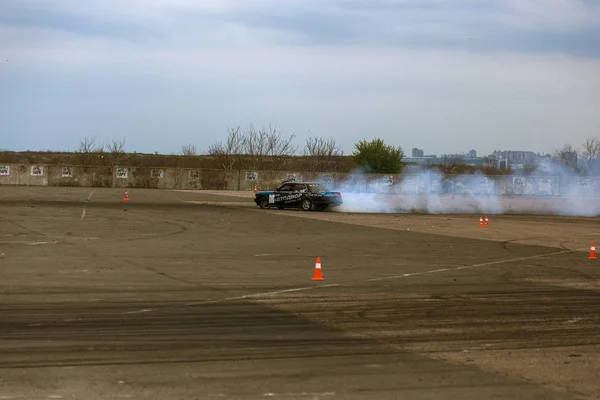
[
  {"x1": 0, "y1": 164, "x2": 48, "y2": 186},
  {"x1": 1, "y1": 164, "x2": 600, "y2": 201}
]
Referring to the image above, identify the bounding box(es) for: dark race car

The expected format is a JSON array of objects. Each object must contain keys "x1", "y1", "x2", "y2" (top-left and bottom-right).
[{"x1": 254, "y1": 181, "x2": 343, "y2": 211}]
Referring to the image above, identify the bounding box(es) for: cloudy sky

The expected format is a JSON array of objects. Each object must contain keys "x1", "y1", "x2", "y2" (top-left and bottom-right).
[{"x1": 1, "y1": 0, "x2": 599, "y2": 156}]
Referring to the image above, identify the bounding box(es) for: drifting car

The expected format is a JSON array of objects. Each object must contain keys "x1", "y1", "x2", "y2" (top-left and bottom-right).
[{"x1": 254, "y1": 181, "x2": 343, "y2": 211}]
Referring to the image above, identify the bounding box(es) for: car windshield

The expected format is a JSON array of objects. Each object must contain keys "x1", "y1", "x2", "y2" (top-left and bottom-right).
[{"x1": 308, "y1": 184, "x2": 330, "y2": 192}]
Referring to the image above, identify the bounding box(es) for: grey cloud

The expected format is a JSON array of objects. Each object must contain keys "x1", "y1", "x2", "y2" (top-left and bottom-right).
[
  {"x1": 0, "y1": 2, "x2": 162, "y2": 42},
  {"x1": 1, "y1": 0, "x2": 599, "y2": 56},
  {"x1": 215, "y1": 0, "x2": 600, "y2": 57}
]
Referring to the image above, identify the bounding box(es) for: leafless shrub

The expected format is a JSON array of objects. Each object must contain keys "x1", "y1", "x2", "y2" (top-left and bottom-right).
[
  {"x1": 181, "y1": 143, "x2": 197, "y2": 157},
  {"x1": 553, "y1": 144, "x2": 579, "y2": 171},
  {"x1": 76, "y1": 135, "x2": 105, "y2": 166},
  {"x1": 207, "y1": 126, "x2": 245, "y2": 170},
  {"x1": 580, "y1": 137, "x2": 600, "y2": 170},
  {"x1": 262, "y1": 124, "x2": 297, "y2": 171},
  {"x1": 438, "y1": 154, "x2": 465, "y2": 175},
  {"x1": 302, "y1": 137, "x2": 343, "y2": 172},
  {"x1": 105, "y1": 138, "x2": 126, "y2": 166},
  {"x1": 209, "y1": 124, "x2": 297, "y2": 171}
]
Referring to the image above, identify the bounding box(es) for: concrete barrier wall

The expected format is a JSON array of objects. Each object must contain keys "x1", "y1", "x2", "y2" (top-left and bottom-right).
[
  {"x1": 47, "y1": 166, "x2": 112, "y2": 187},
  {"x1": 0, "y1": 164, "x2": 48, "y2": 186},
  {"x1": 1, "y1": 163, "x2": 599, "y2": 197}
]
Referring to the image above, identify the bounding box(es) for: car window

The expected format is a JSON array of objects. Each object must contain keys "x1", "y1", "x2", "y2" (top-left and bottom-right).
[
  {"x1": 279, "y1": 184, "x2": 295, "y2": 191},
  {"x1": 308, "y1": 184, "x2": 329, "y2": 192}
]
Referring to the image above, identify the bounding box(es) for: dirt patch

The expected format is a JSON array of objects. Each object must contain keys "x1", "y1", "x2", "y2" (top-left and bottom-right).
[
  {"x1": 428, "y1": 347, "x2": 600, "y2": 400},
  {"x1": 523, "y1": 278, "x2": 600, "y2": 291},
  {"x1": 256, "y1": 288, "x2": 600, "y2": 400}
]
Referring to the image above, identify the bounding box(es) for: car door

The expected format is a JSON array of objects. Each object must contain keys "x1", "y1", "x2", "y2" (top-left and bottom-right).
[
  {"x1": 271, "y1": 183, "x2": 295, "y2": 206},
  {"x1": 294, "y1": 183, "x2": 310, "y2": 207},
  {"x1": 281, "y1": 183, "x2": 304, "y2": 207},
  {"x1": 287, "y1": 183, "x2": 305, "y2": 207}
]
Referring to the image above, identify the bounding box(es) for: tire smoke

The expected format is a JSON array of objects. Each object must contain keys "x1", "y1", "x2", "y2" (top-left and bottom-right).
[{"x1": 326, "y1": 164, "x2": 600, "y2": 216}]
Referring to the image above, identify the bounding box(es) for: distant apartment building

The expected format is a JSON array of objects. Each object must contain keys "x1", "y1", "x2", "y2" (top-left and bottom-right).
[
  {"x1": 403, "y1": 147, "x2": 572, "y2": 172},
  {"x1": 412, "y1": 148, "x2": 424, "y2": 157},
  {"x1": 491, "y1": 150, "x2": 553, "y2": 171},
  {"x1": 492, "y1": 150, "x2": 537, "y2": 164}
]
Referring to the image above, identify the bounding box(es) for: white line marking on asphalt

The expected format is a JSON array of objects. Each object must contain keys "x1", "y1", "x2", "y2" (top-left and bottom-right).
[
  {"x1": 81, "y1": 190, "x2": 95, "y2": 219},
  {"x1": 263, "y1": 393, "x2": 335, "y2": 397},
  {"x1": 364, "y1": 249, "x2": 587, "y2": 283},
  {"x1": 1, "y1": 245, "x2": 558, "y2": 322},
  {"x1": 121, "y1": 309, "x2": 154, "y2": 315},
  {"x1": 181, "y1": 285, "x2": 320, "y2": 307},
  {"x1": 115, "y1": 247, "x2": 582, "y2": 316}
]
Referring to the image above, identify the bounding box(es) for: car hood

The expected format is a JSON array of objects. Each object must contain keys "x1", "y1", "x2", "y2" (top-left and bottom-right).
[{"x1": 255, "y1": 191, "x2": 275, "y2": 195}]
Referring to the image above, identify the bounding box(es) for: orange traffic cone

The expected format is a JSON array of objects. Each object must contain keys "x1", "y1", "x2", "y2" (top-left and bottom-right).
[
  {"x1": 124, "y1": 191, "x2": 129, "y2": 202},
  {"x1": 312, "y1": 257, "x2": 324, "y2": 281},
  {"x1": 479, "y1": 216, "x2": 484, "y2": 227},
  {"x1": 484, "y1": 216, "x2": 489, "y2": 227},
  {"x1": 253, "y1": 184, "x2": 258, "y2": 193},
  {"x1": 589, "y1": 242, "x2": 597, "y2": 259}
]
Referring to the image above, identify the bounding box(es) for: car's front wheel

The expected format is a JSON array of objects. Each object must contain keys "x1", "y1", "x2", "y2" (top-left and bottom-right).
[
  {"x1": 300, "y1": 198, "x2": 313, "y2": 211},
  {"x1": 259, "y1": 196, "x2": 270, "y2": 209}
]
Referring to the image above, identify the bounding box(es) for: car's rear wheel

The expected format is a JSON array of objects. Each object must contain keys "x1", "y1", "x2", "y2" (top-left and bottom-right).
[
  {"x1": 301, "y1": 198, "x2": 313, "y2": 211},
  {"x1": 259, "y1": 196, "x2": 270, "y2": 209}
]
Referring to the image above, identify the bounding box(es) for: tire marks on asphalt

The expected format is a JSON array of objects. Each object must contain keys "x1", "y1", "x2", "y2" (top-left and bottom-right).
[{"x1": 116, "y1": 247, "x2": 580, "y2": 316}]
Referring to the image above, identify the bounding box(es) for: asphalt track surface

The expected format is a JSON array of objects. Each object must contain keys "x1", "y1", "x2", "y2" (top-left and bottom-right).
[{"x1": 1, "y1": 187, "x2": 599, "y2": 400}]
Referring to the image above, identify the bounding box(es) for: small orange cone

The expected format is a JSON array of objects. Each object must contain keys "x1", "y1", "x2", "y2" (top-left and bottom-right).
[
  {"x1": 253, "y1": 184, "x2": 258, "y2": 193},
  {"x1": 484, "y1": 216, "x2": 489, "y2": 227},
  {"x1": 479, "y1": 216, "x2": 484, "y2": 227},
  {"x1": 312, "y1": 257, "x2": 324, "y2": 281},
  {"x1": 124, "y1": 191, "x2": 129, "y2": 202},
  {"x1": 589, "y1": 242, "x2": 597, "y2": 259}
]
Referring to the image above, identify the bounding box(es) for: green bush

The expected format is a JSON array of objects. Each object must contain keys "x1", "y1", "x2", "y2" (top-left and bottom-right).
[{"x1": 351, "y1": 138, "x2": 405, "y2": 174}]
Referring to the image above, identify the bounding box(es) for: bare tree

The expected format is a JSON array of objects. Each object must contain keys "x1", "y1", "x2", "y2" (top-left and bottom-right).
[
  {"x1": 580, "y1": 137, "x2": 600, "y2": 170},
  {"x1": 240, "y1": 124, "x2": 269, "y2": 170},
  {"x1": 438, "y1": 154, "x2": 464, "y2": 175},
  {"x1": 105, "y1": 138, "x2": 126, "y2": 166},
  {"x1": 481, "y1": 156, "x2": 497, "y2": 169},
  {"x1": 181, "y1": 143, "x2": 197, "y2": 157},
  {"x1": 553, "y1": 144, "x2": 578, "y2": 170},
  {"x1": 302, "y1": 137, "x2": 343, "y2": 171},
  {"x1": 207, "y1": 126, "x2": 245, "y2": 170},
  {"x1": 76, "y1": 135, "x2": 104, "y2": 166},
  {"x1": 264, "y1": 124, "x2": 298, "y2": 171},
  {"x1": 240, "y1": 124, "x2": 297, "y2": 170},
  {"x1": 208, "y1": 123, "x2": 297, "y2": 171}
]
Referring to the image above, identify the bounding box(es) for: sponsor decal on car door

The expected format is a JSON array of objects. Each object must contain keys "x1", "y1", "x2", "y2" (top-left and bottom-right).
[
  {"x1": 273, "y1": 183, "x2": 295, "y2": 204},
  {"x1": 279, "y1": 192, "x2": 302, "y2": 204}
]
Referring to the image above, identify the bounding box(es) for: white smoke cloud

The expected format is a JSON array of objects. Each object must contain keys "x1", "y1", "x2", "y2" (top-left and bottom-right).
[{"x1": 324, "y1": 162, "x2": 600, "y2": 217}]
